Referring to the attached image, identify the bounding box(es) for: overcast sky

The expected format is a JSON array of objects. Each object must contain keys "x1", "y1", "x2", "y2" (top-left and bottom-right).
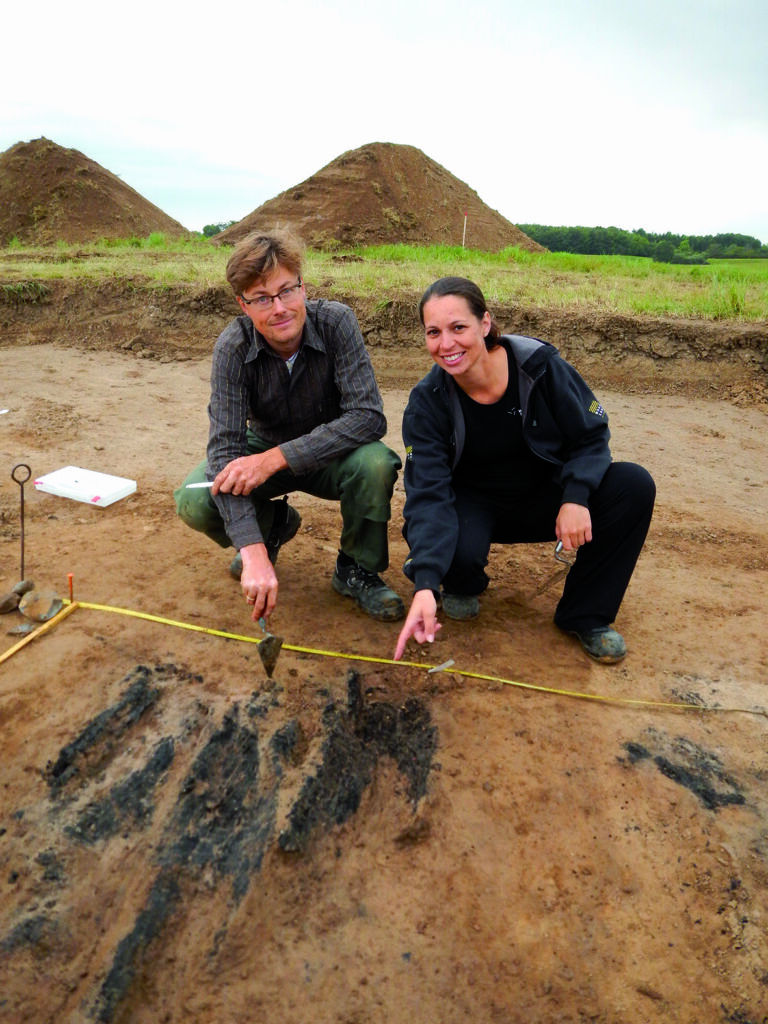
[{"x1": 4, "y1": 0, "x2": 767, "y2": 243}]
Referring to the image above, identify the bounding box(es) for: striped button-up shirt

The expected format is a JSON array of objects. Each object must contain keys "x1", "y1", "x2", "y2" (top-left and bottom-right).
[{"x1": 206, "y1": 298, "x2": 387, "y2": 549}]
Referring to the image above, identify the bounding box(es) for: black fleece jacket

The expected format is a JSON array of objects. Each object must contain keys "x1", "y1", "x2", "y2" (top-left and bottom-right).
[{"x1": 401, "y1": 334, "x2": 613, "y2": 594}]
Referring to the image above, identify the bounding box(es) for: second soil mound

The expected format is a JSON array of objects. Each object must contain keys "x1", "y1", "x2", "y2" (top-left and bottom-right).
[{"x1": 216, "y1": 142, "x2": 544, "y2": 253}]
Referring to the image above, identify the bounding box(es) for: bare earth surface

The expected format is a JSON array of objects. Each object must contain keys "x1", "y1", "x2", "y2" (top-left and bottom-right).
[{"x1": 1, "y1": 310, "x2": 768, "y2": 1023}]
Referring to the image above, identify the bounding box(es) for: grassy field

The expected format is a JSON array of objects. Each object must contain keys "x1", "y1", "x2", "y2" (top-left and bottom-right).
[{"x1": 2, "y1": 237, "x2": 767, "y2": 322}]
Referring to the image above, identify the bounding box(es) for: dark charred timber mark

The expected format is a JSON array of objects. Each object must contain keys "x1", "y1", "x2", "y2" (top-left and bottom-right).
[
  {"x1": 44, "y1": 665, "x2": 166, "y2": 794},
  {"x1": 1, "y1": 912, "x2": 58, "y2": 954},
  {"x1": 4, "y1": 665, "x2": 438, "y2": 1023},
  {"x1": 279, "y1": 671, "x2": 437, "y2": 853},
  {"x1": 66, "y1": 737, "x2": 175, "y2": 843},
  {"x1": 160, "y1": 706, "x2": 276, "y2": 894},
  {"x1": 93, "y1": 706, "x2": 278, "y2": 1022},
  {"x1": 653, "y1": 756, "x2": 745, "y2": 811},
  {"x1": 93, "y1": 873, "x2": 182, "y2": 1024},
  {"x1": 622, "y1": 733, "x2": 745, "y2": 811}
]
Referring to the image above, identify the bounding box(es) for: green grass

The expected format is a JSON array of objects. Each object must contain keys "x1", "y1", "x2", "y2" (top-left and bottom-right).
[
  {"x1": 1, "y1": 237, "x2": 767, "y2": 322},
  {"x1": 708, "y1": 258, "x2": 768, "y2": 275},
  {"x1": 0, "y1": 280, "x2": 51, "y2": 305},
  {"x1": 0, "y1": 234, "x2": 226, "y2": 290},
  {"x1": 322, "y1": 245, "x2": 768, "y2": 321}
]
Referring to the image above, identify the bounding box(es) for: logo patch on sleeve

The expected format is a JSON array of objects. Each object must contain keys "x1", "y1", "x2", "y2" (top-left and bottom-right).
[
  {"x1": 588, "y1": 400, "x2": 607, "y2": 418},
  {"x1": 405, "y1": 445, "x2": 413, "y2": 461}
]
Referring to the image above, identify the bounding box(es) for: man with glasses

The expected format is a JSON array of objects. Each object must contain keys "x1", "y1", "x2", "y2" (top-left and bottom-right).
[{"x1": 175, "y1": 229, "x2": 405, "y2": 625}]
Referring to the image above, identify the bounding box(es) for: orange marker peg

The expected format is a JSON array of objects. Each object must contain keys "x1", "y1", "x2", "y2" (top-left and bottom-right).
[{"x1": 67, "y1": 573, "x2": 74, "y2": 602}]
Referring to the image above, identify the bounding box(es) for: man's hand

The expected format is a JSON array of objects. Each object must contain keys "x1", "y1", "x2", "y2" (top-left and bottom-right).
[
  {"x1": 213, "y1": 448, "x2": 288, "y2": 496},
  {"x1": 394, "y1": 589, "x2": 442, "y2": 660},
  {"x1": 555, "y1": 502, "x2": 593, "y2": 551},
  {"x1": 239, "y1": 543, "x2": 279, "y2": 621}
]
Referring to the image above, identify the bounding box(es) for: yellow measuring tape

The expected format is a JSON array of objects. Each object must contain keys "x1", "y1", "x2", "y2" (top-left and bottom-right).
[{"x1": 2, "y1": 599, "x2": 765, "y2": 719}]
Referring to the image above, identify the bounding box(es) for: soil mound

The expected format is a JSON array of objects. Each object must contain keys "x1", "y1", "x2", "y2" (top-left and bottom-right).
[
  {"x1": 0, "y1": 137, "x2": 189, "y2": 246},
  {"x1": 215, "y1": 141, "x2": 545, "y2": 253}
]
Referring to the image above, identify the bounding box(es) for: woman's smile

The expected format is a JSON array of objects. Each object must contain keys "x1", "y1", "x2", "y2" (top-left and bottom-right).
[{"x1": 422, "y1": 294, "x2": 491, "y2": 377}]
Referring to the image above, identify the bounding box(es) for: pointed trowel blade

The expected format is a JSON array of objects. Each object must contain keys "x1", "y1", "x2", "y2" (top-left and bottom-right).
[
  {"x1": 257, "y1": 618, "x2": 283, "y2": 677},
  {"x1": 259, "y1": 633, "x2": 283, "y2": 677}
]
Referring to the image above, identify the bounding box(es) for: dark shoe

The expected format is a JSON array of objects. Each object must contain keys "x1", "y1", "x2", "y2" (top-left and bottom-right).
[
  {"x1": 264, "y1": 496, "x2": 302, "y2": 564},
  {"x1": 332, "y1": 560, "x2": 405, "y2": 621},
  {"x1": 564, "y1": 626, "x2": 627, "y2": 664},
  {"x1": 441, "y1": 591, "x2": 480, "y2": 620},
  {"x1": 229, "y1": 498, "x2": 302, "y2": 580}
]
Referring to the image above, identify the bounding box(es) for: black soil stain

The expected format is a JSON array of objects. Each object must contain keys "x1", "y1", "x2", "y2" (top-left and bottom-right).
[
  {"x1": 722, "y1": 1009, "x2": 768, "y2": 1024},
  {"x1": 6, "y1": 664, "x2": 438, "y2": 1023},
  {"x1": 0, "y1": 913, "x2": 57, "y2": 954},
  {"x1": 35, "y1": 847, "x2": 66, "y2": 883},
  {"x1": 94, "y1": 873, "x2": 181, "y2": 1024},
  {"x1": 161, "y1": 705, "x2": 276, "y2": 894},
  {"x1": 44, "y1": 665, "x2": 164, "y2": 793},
  {"x1": 623, "y1": 734, "x2": 745, "y2": 811},
  {"x1": 278, "y1": 671, "x2": 437, "y2": 853},
  {"x1": 93, "y1": 705, "x2": 278, "y2": 1022},
  {"x1": 66, "y1": 737, "x2": 175, "y2": 844}
]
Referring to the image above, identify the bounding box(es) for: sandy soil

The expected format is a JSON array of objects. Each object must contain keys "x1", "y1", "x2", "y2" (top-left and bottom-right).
[{"x1": 1, "y1": 334, "x2": 767, "y2": 1024}]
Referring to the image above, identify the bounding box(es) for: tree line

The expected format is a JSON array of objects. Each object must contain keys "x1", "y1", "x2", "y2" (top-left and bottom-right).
[
  {"x1": 517, "y1": 224, "x2": 768, "y2": 263},
  {"x1": 202, "y1": 221, "x2": 236, "y2": 237}
]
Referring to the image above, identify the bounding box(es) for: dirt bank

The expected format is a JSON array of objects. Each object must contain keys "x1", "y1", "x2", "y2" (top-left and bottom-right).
[{"x1": 2, "y1": 277, "x2": 767, "y2": 404}]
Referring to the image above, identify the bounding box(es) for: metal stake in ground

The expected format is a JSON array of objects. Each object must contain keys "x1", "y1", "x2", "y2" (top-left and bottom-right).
[{"x1": 11, "y1": 463, "x2": 32, "y2": 581}]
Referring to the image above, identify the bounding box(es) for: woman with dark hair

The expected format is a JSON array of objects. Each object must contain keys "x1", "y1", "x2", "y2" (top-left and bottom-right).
[{"x1": 393, "y1": 276, "x2": 655, "y2": 664}]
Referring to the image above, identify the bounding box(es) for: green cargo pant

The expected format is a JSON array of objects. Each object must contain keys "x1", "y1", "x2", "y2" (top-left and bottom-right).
[{"x1": 174, "y1": 432, "x2": 402, "y2": 574}]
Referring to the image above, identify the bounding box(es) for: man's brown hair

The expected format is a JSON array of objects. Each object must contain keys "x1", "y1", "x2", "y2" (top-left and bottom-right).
[{"x1": 225, "y1": 228, "x2": 304, "y2": 296}]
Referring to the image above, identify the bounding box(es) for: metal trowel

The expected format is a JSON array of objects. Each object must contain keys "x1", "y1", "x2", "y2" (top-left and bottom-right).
[
  {"x1": 257, "y1": 617, "x2": 283, "y2": 678},
  {"x1": 528, "y1": 540, "x2": 576, "y2": 598}
]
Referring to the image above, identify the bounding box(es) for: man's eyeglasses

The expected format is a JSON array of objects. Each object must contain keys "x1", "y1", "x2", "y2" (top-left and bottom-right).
[{"x1": 240, "y1": 279, "x2": 303, "y2": 309}]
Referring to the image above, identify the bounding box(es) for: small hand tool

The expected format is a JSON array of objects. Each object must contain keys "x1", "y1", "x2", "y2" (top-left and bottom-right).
[
  {"x1": 529, "y1": 540, "x2": 577, "y2": 598},
  {"x1": 257, "y1": 617, "x2": 283, "y2": 678}
]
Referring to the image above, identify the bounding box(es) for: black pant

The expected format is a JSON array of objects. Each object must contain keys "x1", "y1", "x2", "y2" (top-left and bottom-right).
[{"x1": 442, "y1": 462, "x2": 655, "y2": 631}]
